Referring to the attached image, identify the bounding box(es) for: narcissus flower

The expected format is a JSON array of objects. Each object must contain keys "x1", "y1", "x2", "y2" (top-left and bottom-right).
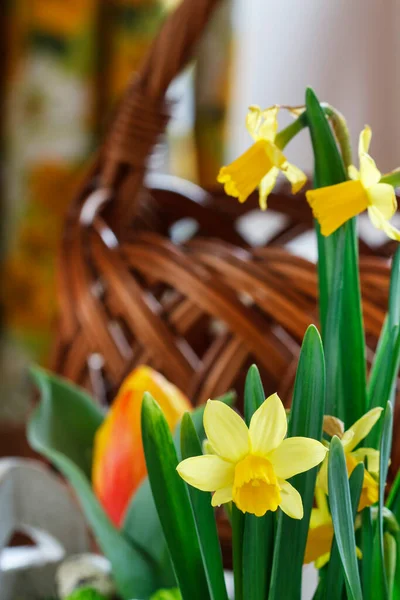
[
  {"x1": 307, "y1": 126, "x2": 400, "y2": 239},
  {"x1": 93, "y1": 366, "x2": 191, "y2": 527},
  {"x1": 177, "y1": 394, "x2": 327, "y2": 518},
  {"x1": 317, "y1": 408, "x2": 383, "y2": 511},
  {"x1": 217, "y1": 106, "x2": 307, "y2": 210},
  {"x1": 304, "y1": 487, "x2": 361, "y2": 567}
]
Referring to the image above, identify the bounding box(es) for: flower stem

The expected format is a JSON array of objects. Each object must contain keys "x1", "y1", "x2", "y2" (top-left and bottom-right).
[
  {"x1": 275, "y1": 103, "x2": 353, "y2": 172},
  {"x1": 231, "y1": 504, "x2": 244, "y2": 600},
  {"x1": 321, "y1": 103, "x2": 353, "y2": 169},
  {"x1": 380, "y1": 169, "x2": 400, "y2": 188}
]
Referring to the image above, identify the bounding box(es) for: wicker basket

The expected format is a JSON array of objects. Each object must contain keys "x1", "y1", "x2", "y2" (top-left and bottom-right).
[{"x1": 52, "y1": 0, "x2": 399, "y2": 469}]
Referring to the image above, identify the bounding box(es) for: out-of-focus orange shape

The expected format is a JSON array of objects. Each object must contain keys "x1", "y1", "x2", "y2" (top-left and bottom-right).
[{"x1": 92, "y1": 366, "x2": 191, "y2": 527}]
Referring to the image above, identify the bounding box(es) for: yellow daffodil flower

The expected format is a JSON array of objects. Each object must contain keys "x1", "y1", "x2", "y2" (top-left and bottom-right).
[
  {"x1": 306, "y1": 126, "x2": 400, "y2": 239},
  {"x1": 317, "y1": 408, "x2": 383, "y2": 511},
  {"x1": 217, "y1": 106, "x2": 307, "y2": 210},
  {"x1": 177, "y1": 394, "x2": 327, "y2": 518},
  {"x1": 304, "y1": 487, "x2": 334, "y2": 568},
  {"x1": 304, "y1": 487, "x2": 362, "y2": 568}
]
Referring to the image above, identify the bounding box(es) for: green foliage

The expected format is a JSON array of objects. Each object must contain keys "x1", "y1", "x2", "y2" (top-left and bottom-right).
[
  {"x1": 243, "y1": 365, "x2": 274, "y2": 600},
  {"x1": 269, "y1": 325, "x2": 326, "y2": 599},
  {"x1": 150, "y1": 589, "x2": 182, "y2": 600},
  {"x1": 141, "y1": 393, "x2": 210, "y2": 600},
  {"x1": 64, "y1": 588, "x2": 107, "y2": 600},
  {"x1": 28, "y1": 367, "x2": 158, "y2": 600},
  {"x1": 305, "y1": 87, "x2": 366, "y2": 424}
]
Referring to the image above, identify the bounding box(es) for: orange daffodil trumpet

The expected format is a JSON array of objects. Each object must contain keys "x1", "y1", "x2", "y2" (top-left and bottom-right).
[
  {"x1": 307, "y1": 126, "x2": 400, "y2": 240},
  {"x1": 217, "y1": 106, "x2": 307, "y2": 210},
  {"x1": 93, "y1": 366, "x2": 191, "y2": 527},
  {"x1": 317, "y1": 408, "x2": 383, "y2": 511},
  {"x1": 177, "y1": 394, "x2": 327, "y2": 518}
]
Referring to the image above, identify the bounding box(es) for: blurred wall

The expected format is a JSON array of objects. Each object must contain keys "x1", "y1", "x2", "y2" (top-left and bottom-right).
[{"x1": 228, "y1": 0, "x2": 400, "y2": 172}]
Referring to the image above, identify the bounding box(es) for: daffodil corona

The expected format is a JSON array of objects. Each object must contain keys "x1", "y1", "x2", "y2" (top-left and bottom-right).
[
  {"x1": 177, "y1": 394, "x2": 327, "y2": 518},
  {"x1": 318, "y1": 408, "x2": 383, "y2": 511},
  {"x1": 306, "y1": 126, "x2": 400, "y2": 240},
  {"x1": 217, "y1": 106, "x2": 307, "y2": 210}
]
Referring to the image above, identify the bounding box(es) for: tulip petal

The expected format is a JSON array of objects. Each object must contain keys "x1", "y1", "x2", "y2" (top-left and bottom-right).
[
  {"x1": 341, "y1": 407, "x2": 383, "y2": 452},
  {"x1": 270, "y1": 437, "x2": 328, "y2": 479},
  {"x1": 212, "y1": 486, "x2": 233, "y2": 507},
  {"x1": 177, "y1": 454, "x2": 235, "y2": 491},
  {"x1": 204, "y1": 401, "x2": 250, "y2": 463},
  {"x1": 279, "y1": 479, "x2": 303, "y2": 519},
  {"x1": 249, "y1": 393, "x2": 287, "y2": 455}
]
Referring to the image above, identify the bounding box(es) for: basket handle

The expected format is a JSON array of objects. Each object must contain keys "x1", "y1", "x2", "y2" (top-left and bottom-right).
[{"x1": 98, "y1": 0, "x2": 222, "y2": 233}]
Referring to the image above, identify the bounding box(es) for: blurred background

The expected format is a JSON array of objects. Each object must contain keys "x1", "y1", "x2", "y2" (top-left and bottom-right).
[{"x1": 1, "y1": 0, "x2": 400, "y2": 453}]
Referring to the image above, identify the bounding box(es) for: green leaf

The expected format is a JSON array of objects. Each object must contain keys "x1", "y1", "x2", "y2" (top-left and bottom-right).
[
  {"x1": 328, "y1": 437, "x2": 363, "y2": 600},
  {"x1": 150, "y1": 589, "x2": 182, "y2": 600},
  {"x1": 243, "y1": 365, "x2": 274, "y2": 600},
  {"x1": 367, "y1": 248, "x2": 400, "y2": 444},
  {"x1": 65, "y1": 588, "x2": 107, "y2": 600},
  {"x1": 305, "y1": 87, "x2": 366, "y2": 423},
  {"x1": 361, "y1": 508, "x2": 373, "y2": 600},
  {"x1": 141, "y1": 393, "x2": 210, "y2": 600},
  {"x1": 269, "y1": 325, "x2": 326, "y2": 600},
  {"x1": 373, "y1": 402, "x2": 393, "y2": 599},
  {"x1": 123, "y1": 479, "x2": 175, "y2": 589},
  {"x1": 29, "y1": 366, "x2": 103, "y2": 477},
  {"x1": 324, "y1": 463, "x2": 364, "y2": 599},
  {"x1": 383, "y1": 532, "x2": 396, "y2": 599},
  {"x1": 231, "y1": 503, "x2": 244, "y2": 600},
  {"x1": 180, "y1": 414, "x2": 228, "y2": 600},
  {"x1": 387, "y1": 469, "x2": 400, "y2": 519},
  {"x1": 28, "y1": 367, "x2": 157, "y2": 600}
]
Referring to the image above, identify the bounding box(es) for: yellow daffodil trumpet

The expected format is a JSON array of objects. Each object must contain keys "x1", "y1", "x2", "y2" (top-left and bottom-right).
[
  {"x1": 177, "y1": 394, "x2": 327, "y2": 518},
  {"x1": 317, "y1": 408, "x2": 383, "y2": 511},
  {"x1": 217, "y1": 106, "x2": 307, "y2": 210},
  {"x1": 306, "y1": 126, "x2": 400, "y2": 240}
]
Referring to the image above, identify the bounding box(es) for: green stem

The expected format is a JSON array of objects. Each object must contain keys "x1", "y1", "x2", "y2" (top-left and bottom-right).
[
  {"x1": 231, "y1": 504, "x2": 244, "y2": 600},
  {"x1": 276, "y1": 104, "x2": 353, "y2": 174},
  {"x1": 275, "y1": 112, "x2": 307, "y2": 150},
  {"x1": 321, "y1": 103, "x2": 353, "y2": 169},
  {"x1": 380, "y1": 169, "x2": 400, "y2": 188}
]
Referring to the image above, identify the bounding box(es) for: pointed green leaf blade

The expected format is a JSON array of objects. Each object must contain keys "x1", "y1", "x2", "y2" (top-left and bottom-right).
[
  {"x1": 328, "y1": 437, "x2": 363, "y2": 600},
  {"x1": 180, "y1": 413, "x2": 228, "y2": 600},
  {"x1": 141, "y1": 393, "x2": 210, "y2": 600},
  {"x1": 269, "y1": 325, "x2": 326, "y2": 600},
  {"x1": 243, "y1": 365, "x2": 274, "y2": 600}
]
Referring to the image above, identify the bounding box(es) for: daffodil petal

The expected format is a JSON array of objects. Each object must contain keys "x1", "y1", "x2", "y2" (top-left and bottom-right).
[
  {"x1": 279, "y1": 479, "x2": 303, "y2": 519},
  {"x1": 360, "y1": 153, "x2": 381, "y2": 188},
  {"x1": 270, "y1": 437, "x2": 328, "y2": 479},
  {"x1": 249, "y1": 393, "x2": 287, "y2": 455},
  {"x1": 359, "y1": 126, "x2": 372, "y2": 155},
  {"x1": 258, "y1": 106, "x2": 279, "y2": 142},
  {"x1": 316, "y1": 456, "x2": 328, "y2": 495},
  {"x1": 211, "y1": 486, "x2": 233, "y2": 507},
  {"x1": 367, "y1": 183, "x2": 397, "y2": 220},
  {"x1": 368, "y1": 206, "x2": 400, "y2": 241},
  {"x1": 315, "y1": 552, "x2": 331, "y2": 569},
  {"x1": 177, "y1": 455, "x2": 235, "y2": 491},
  {"x1": 341, "y1": 407, "x2": 383, "y2": 452},
  {"x1": 306, "y1": 180, "x2": 369, "y2": 236},
  {"x1": 281, "y1": 161, "x2": 307, "y2": 194},
  {"x1": 246, "y1": 106, "x2": 263, "y2": 141},
  {"x1": 348, "y1": 165, "x2": 360, "y2": 180},
  {"x1": 350, "y1": 448, "x2": 380, "y2": 475},
  {"x1": 204, "y1": 400, "x2": 250, "y2": 463},
  {"x1": 259, "y1": 167, "x2": 279, "y2": 210}
]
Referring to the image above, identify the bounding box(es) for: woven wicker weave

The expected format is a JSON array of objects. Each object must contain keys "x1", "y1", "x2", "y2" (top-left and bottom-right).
[{"x1": 53, "y1": 0, "x2": 399, "y2": 471}]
